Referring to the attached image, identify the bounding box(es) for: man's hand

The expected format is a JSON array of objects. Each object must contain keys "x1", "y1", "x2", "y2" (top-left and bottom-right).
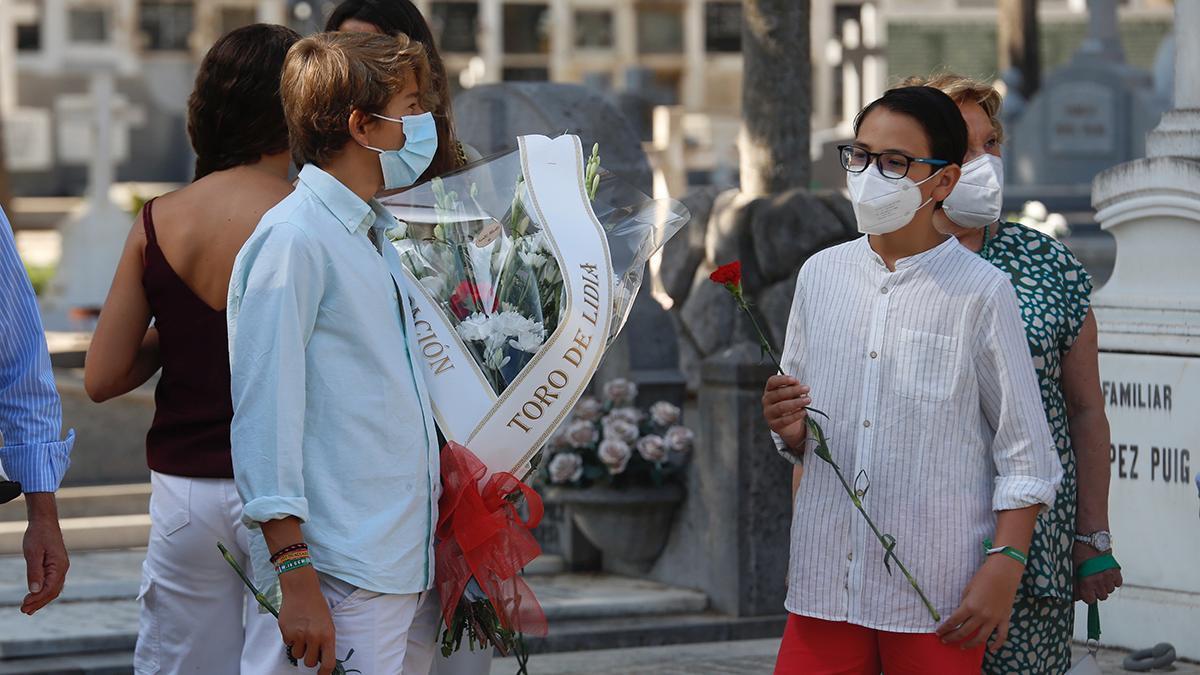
[
  {"x1": 936, "y1": 555, "x2": 1024, "y2": 654},
  {"x1": 21, "y1": 493, "x2": 69, "y2": 615},
  {"x1": 1073, "y1": 542, "x2": 1123, "y2": 604},
  {"x1": 278, "y1": 567, "x2": 337, "y2": 675},
  {"x1": 762, "y1": 375, "x2": 811, "y2": 455}
]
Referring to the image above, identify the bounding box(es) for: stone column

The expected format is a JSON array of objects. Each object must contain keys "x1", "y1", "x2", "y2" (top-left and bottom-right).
[
  {"x1": 1084, "y1": 0, "x2": 1200, "y2": 660},
  {"x1": 478, "y1": 0, "x2": 503, "y2": 84},
  {"x1": 682, "y1": 0, "x2": 705, "y2": 110},
  {"x1": 650, "y1": 343, "x2": 791, "y2": 619}
]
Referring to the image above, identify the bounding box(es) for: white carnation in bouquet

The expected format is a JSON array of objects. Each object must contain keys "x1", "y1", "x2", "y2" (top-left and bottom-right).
[
  {"x1": 548, "y1": 452, "x2": 584, "y2": 484},
  {"x1": 598, "y1": 439, "x2": 632, "y2": 475}
]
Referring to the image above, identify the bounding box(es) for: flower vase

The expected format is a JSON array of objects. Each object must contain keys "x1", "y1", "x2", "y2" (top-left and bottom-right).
[{"x1": 544, "y1": 484, "x2": 684, "y2": 575}]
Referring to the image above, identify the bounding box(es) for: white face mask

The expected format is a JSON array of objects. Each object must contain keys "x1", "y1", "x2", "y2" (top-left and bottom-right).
[
  {"x1": 847, "y1": 167, "x2": 943, "y2": 235},
  {"x1": 942, "y1": 154, "x2": 1003, "y2": 229}
]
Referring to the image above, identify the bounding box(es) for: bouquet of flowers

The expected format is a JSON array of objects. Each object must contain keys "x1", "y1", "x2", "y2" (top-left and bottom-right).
[
  {"x1": 378, "y1": 135, "x2": 688, "y2": 671},
  {"x1": 541, "y1": 378, "x2": 695, "y2": 489}
]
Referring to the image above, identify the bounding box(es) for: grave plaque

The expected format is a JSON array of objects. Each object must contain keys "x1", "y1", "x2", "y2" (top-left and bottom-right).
[
  {"x1": 1099, "y1": 352, "x2": 1199, "y2": 593},
  {"x1": 1048, "y1": 81, "x2": 1117, "y2": 156}
]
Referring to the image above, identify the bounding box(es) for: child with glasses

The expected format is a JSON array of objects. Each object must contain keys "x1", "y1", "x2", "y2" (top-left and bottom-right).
[{"x1": 762, "y1": 86, "x2": 1062, "y2": 674}]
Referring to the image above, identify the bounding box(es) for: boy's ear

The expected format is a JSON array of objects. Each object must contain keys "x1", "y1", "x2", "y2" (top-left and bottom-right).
[{"x1": 347, "y1": 108, "x2": 374, "y2": 148}]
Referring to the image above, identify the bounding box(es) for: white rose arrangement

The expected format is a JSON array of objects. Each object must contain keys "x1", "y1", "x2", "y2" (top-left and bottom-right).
[{"x1": 538, "y1": 378, "x2": 693, "y2": 489}]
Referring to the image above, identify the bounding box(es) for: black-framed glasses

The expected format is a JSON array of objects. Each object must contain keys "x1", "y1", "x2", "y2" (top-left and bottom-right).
[{"x1": 838, "y1": 144, "x2": 949, "y2": 180}]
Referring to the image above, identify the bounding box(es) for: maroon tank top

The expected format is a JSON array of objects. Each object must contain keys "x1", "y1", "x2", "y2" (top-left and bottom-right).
[{"x1": 141, "y1": 199, "x2": 235, "y2": 478}]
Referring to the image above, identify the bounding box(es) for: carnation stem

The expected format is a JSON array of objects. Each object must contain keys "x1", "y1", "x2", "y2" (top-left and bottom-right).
[{"x1": 726, "y1": 294, "x2": 941, "y2": 623}]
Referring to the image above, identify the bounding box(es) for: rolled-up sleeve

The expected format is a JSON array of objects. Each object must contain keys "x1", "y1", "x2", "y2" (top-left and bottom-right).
[
  {"x1": 228, "y1": 222, "x2": 324, "y2": 525},
  {"x1": 772, "y1": 271, "x2": 806, "y2": 465},
  {"x1": 975, "y1": 280, "x2": 1062, "y2": 512},
  {"x1": 0, "y1": 208, "x2": 73, "y2": 492}
]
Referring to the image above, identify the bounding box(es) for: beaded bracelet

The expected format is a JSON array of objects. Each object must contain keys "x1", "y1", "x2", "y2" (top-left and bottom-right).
[
  {"x1": 270, "y1": 543, "x2": 309, "y2": 564},
  {"x1": 276, "y1": 557, "x2": 312, "y2": 575}
]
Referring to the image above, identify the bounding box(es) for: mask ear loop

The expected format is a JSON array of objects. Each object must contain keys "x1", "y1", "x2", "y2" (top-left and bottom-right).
[{"x1": 914, "y1": 165, "x2": 948, "y2": 211}]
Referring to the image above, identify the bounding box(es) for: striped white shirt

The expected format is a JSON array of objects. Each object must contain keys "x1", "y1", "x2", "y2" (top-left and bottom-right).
[
  {"x1": 775, "y1": 235, "x2": 1061, "y2": 633},
  {"x1": 0, "y1": 207, "x2": 74, "y2": 491}
]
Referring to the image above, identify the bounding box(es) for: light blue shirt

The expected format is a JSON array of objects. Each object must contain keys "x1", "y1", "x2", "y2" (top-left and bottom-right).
[
  {"x1": 0, "y1": 207, "x2": 73, "y2": 492},
  {"x1": 228, "y1": 165, "x2": 438, "y2": 595}
]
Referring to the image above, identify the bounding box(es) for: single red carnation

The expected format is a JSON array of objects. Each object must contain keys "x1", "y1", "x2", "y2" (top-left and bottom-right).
[{"x1": 709, "y1": 260, "x2": 742, "y2": 288}]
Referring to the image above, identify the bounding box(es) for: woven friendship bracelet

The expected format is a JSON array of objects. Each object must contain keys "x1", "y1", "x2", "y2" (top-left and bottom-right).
[
  {"x1": 276, "y1": 557, "x2": 313, "y2": 575},
  {"x1": 270, "y1": 543, "x2": 309, "y2": 564},
  {"x1": 273, "y1": 550, "x2": 311, "y2": 566},
  {"x1": 983, "y1": 538, "x2": 1028, "y2": 566}
]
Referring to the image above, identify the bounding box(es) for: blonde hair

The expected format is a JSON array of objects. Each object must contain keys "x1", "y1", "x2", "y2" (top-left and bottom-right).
[
  {"x1": 900, "y1": 73, "x2": 1005, "y2": 144},
  {"x1": 282, "y1": 31, "x2": 436, "y2": 167}
]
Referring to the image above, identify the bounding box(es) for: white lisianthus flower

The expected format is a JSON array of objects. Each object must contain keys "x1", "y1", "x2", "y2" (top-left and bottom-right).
[
  {"x1": 603, "y1": 378, "x2": 638, "y2": 406},
  {"x1": 602, "y1": 418, "x2": 639, "y2": 445},
  {"x1": 649, "y1": 401, "x2": 681, "y2": 427},
  {"x1": 665, "y1": 425, "x2": 695, "y2": 453},
  {"x1": 564, "y1": 419, "x2": 599, "y2": 447},
  {"x1": 572, "y1": 396, "x2": 604, "y2": 422},
  {"x1": 548, "y1": 452, "x2": 584, "y2": 484},
  {"x1": 636, "y1": 435, "x2": 667, "y2": 463},
  {"x1": 598, "y1": 440, "x2": 632, "y2": 475}
]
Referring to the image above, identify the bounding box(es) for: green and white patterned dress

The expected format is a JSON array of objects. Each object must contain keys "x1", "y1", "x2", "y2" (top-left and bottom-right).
[{"x1": 979, "y1": 222, "x2": 1093, "y2": 675}]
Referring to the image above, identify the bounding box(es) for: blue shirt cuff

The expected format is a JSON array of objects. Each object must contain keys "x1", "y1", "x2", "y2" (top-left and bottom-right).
[
  {"x1": 0, "y1": 429, "x2": 74, "y2": 492},
  {"x1": 242, "y1": 495, "x2": 309, "y2": 526}
]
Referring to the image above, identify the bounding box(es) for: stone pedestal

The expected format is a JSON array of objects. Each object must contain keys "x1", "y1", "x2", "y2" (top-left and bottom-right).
[
  {"x1": 1083, "y1": 0, "x2": 1200, "y2": 659},
  {"x1": 648, "y1": 342, "x2": 790, "y2": 617}
]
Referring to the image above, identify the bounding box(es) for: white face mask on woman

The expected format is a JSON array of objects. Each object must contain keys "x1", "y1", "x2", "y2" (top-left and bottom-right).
[
  {"x1": 847, "y1": 167, "x2": 944, "y2": 235},
  {"x1": 942, "y1": 154, "x2": 1003, "y2": 229}
]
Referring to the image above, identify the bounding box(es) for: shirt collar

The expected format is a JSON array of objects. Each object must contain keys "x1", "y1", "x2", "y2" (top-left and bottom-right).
[
  {"x1": 297, "y1": 164, "x2": 395, "y2": 236},
  {"x1": 859, "y1": 233, "x2": 959, "y2": 271}
]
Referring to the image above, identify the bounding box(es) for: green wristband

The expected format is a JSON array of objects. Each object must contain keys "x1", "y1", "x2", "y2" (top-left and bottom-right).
[
  {"x1": 276, "y1": 557, "x2": 312, "y2": 575},
  {"x1": 983, "y1": 538, "x2": 1028, "y2": 566},
  {"x1": 1076, "y1": 552, "x2": 1120, "y2": 580}
]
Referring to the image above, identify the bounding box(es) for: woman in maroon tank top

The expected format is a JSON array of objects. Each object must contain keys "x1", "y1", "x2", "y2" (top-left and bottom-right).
[{"x1": 85, "y1": 24, "x2": 299, "y2": 674}]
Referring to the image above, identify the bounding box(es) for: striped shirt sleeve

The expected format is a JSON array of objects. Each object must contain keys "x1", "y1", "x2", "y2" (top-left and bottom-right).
[
  {"x1": 772, "y1": 271, "x2": 806, "y2": 465},
  {"x1": 0, "y1": 207, "x2": 74, "y2": 492},
  {"x1": 975, "y1": 279, "x2": 1062, "y2": 512}
]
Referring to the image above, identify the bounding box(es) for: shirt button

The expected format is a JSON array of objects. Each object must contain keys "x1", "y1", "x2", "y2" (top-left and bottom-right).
[
  {"x1": 869, "y1": 351, "x2": 878, "y2": 359},
  {"x1": 856, "y1": 489, "x2": 866, "y2": 498},
  {"x1": 863, "y1": 420, "x2": 871, "y2": 428},
  {"x1": 880, "y1": 287, "x2": 889, "y2": 294},
  {"x1": 847, "y1": 552, "x2": 854, "y2": 561}
]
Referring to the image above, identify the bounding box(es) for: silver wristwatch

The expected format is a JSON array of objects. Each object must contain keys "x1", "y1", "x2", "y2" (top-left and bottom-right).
[{"x1": 1074, "y1": 530, "x2": 1113, "y2": 552}]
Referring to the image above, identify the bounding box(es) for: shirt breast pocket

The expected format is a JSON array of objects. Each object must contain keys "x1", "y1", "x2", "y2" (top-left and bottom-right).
[{"x1": 896, "y1": 328, "x2": 959, "y2": 402}]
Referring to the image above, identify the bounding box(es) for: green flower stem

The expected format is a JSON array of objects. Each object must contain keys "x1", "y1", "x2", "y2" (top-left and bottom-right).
[
  {"x1": 726, "y1": 290, "x2": 941, "y2": 623},
  {"x1": 804, "y1": 423, "x2": 942, "y2": 622},
  {"x1": 217, "y1": 542, "x2": 359, "y2": 674}
]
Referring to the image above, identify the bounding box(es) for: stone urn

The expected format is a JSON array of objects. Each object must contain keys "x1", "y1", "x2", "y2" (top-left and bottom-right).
[{"x1": 544, "y1": 483, "x2": 684, "y2": 575}]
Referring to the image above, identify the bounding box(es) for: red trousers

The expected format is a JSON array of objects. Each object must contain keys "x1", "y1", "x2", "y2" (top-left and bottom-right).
[{"x1": 774, "y1": 613, "x2": 986, "y2": 675}]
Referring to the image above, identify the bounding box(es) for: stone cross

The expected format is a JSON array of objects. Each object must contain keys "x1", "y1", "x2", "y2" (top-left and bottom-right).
[{"x1": 1079, "y1": 0, "x2": 1124, "y2": 62}]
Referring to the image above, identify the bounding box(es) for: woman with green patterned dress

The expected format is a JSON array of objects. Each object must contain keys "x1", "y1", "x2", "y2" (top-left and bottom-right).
[{"x1": 905, "y1": 74, "x2": 1125, "y2": 674}]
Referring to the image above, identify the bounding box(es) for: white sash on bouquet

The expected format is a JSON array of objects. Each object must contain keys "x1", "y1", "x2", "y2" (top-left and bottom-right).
[{"x1": 396, "y1": 135, "x2": 614, "y2": 479}]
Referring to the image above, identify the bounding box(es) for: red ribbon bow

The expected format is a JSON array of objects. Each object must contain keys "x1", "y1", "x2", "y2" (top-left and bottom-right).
[{"x1": 435, "y1": 442, "x2": 548, "y2": 637}]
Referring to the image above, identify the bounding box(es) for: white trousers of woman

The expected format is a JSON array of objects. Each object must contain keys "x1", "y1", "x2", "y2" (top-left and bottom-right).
[{"x1": 134, "y1": 471, "x2": 279, "y2": 674}]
